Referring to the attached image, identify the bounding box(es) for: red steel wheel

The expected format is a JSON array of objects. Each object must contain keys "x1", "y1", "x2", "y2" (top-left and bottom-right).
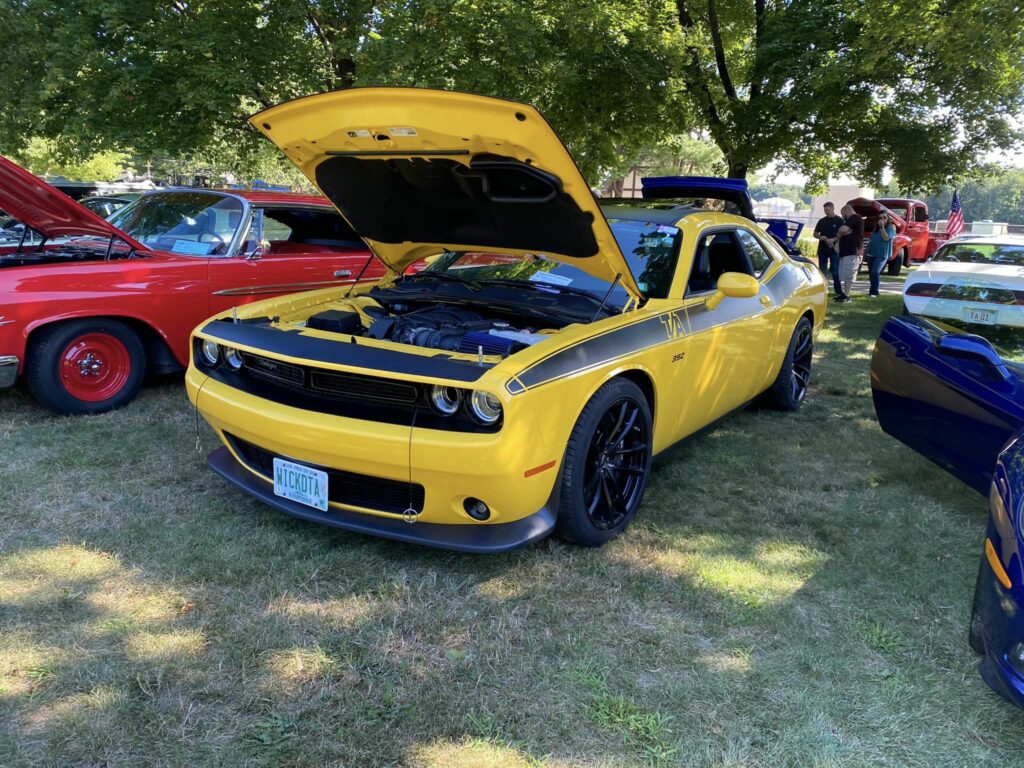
[
  {"x1": 58, "y1": 332, "x2": 133, "y2": 402},
  {"x1": 26, "y1": 319, "x2": 146, "y2": 414}
]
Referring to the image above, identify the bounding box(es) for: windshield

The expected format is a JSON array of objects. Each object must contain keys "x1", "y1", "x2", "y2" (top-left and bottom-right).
[
  {"x1": 107, "y1": 191, "x2": 244, "y2": 255},
  {"x1": 933, "y1": 241, "x2": 1024, "y2": 266},
  {"x1": 415, "y1": 218, "x2": 682, "y2": 306}
]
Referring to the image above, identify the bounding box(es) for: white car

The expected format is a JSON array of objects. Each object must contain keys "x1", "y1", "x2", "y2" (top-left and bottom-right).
[{"x1": 903, "y1": 235, "x2": 1024, "y2": 329}]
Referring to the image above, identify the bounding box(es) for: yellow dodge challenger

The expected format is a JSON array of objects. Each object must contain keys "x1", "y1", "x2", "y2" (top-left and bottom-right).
[{"x1": 186, "y1": 88, "x2": 827, "y2": 552}]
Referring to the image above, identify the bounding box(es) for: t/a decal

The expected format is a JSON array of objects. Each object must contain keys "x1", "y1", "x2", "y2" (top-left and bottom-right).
[{"x1": 659, "y1": 311, "x2": 686, "y2": 340}]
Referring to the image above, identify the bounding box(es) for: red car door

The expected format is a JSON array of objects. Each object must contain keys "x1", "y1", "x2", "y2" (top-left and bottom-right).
[
  {"x1": 206, "y1": 204, "x2": 385, "y2": 315},
  {"x1": 906, "y1": 203, "x2": 930, "y2": 261}
]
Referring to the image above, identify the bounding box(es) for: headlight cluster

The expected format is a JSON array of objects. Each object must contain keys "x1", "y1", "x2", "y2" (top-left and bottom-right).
[
  {"x1": 198, "y1": 339, "x2": 244, "y2": 371},
  {"x1": 429, "y1": 384, "x2": 502, "y2": 425}
]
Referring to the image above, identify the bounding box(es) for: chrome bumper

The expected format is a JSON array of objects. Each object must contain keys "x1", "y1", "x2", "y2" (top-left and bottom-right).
[{"x1": 0, "y1": 355, "x2": 19, "y2": 389}]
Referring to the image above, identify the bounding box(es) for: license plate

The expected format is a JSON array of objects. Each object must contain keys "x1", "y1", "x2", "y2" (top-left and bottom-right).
[
  {"x1": 273, "y1": 457, "x2": 328, "y2": 511},
  {"x1": 964, "y1": 307, "x2": 996, "y2": 325}
]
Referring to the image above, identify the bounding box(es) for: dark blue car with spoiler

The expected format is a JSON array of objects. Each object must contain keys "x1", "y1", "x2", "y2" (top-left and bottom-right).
[
  {"x1": 871, "y1": 314, "x2": 1024, "y2": 707},
  {"x1": 641, "y1": 175, "x2": 805, "y2": 254}
]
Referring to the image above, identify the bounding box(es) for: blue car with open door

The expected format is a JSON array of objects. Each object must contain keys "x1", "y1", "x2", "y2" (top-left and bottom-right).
[
  {"x1": 871, "y1": 314, "x2": 1024, "y2": 706},
  {"x1": 641, "y1": 176, "x2": 805, "y2": 255}
]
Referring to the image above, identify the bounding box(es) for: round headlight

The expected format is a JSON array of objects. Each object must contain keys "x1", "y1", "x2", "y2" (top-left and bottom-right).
[
  {"x1": 224, "y1": 347, "x2": 244, "y2": 370},
  {"x1": 469, "y1": 390, "x2": 502, "y2": 424},
  {"x1": 200, "y1": 339, "x2": 220, "y2": 366},
  {"x1": 430, "y1": 385, "x2": 461, "y2": 416}
]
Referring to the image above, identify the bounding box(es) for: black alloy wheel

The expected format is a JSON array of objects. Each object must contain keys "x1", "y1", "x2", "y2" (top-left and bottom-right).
[
  {"x1": 790, "y1": 321, "x2": 813, "y2": 406},
  {"x1": 583, "y1": 398, "x2": 650, "y2": 531},
  {"x1": 762, "y1": 316, "x2": 814, "y2": 411},
  {"x1": 557, "y1": 378, "x2": 653, "y2": 546}
]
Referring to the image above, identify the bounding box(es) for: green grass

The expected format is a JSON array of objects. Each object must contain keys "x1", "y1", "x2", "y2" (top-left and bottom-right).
[{"x1": 2, "y1": 293, "x2": 1023, "y2": 766}]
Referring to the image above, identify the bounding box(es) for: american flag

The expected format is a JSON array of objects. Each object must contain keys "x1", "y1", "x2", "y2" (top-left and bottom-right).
[{"x1": 946, "y1": 190, "x2": 964, "y2": 237}]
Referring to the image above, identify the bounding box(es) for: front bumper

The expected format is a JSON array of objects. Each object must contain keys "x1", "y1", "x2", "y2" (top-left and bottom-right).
[
  {"x1": 976, "y1": 553, "x2": 1024, "y2": 708},
  {"x1": 209, "y1": 446, "x2": 557, "y2": 553},
  {"x1": 0, "y1": 355, "x2": 19, "y2": 389}
]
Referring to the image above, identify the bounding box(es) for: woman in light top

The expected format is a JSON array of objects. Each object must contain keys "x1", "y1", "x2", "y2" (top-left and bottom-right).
[{"x1": 865, "y1": 211, "x2": 897, "y2": 298}]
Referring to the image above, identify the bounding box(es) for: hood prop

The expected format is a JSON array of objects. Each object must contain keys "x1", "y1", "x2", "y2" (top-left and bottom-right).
[
  {"x1": 345, "y1": 253, "x2": 378, "y2": 297},
  {"x1": 589, "y1": 273, "x2": 623, "y2": 322}
]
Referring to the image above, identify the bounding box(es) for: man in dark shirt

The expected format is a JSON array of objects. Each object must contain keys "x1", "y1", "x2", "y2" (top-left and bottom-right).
[
  {"x1": 813, "y1": 202, "x2": 845, "y2": 297},
  {"x1": 832, "y1": 204, "x2": 865, "y2": 302}
]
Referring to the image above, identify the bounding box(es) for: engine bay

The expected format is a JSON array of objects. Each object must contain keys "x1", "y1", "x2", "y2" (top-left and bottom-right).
[
  {"x1": 0, "y1": 244, "x2": 142, "y2": 269},
  {"x1": 299, "y1": 298, "x2": 561, "y2": 359}
]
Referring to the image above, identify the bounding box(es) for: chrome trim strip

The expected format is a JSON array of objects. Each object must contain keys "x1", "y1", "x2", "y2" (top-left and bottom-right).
[{"x1": 212, "y1": 279, "x2": 357, "y2": 296}]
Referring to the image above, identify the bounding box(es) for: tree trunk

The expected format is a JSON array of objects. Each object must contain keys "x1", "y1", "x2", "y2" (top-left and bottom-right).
[{"x1": 727, "y1": 161, "x2": 747, "y2": 179}]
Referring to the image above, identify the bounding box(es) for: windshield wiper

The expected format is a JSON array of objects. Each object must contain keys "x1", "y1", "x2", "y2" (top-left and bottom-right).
[
  {"x1": 475, "y1": 278, "x2": 620, "y2": 311},
  {"x1": 401, "y1": 271, "x2": 481, "y2": 291}
]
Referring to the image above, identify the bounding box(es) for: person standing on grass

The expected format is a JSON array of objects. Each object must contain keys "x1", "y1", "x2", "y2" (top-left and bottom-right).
[
  {"x1": 830, "y1": 204, "x2": 864, "y2": 303},
  {"x1": 864, "y1": 211, "x2": 896, "y2": 298},
  {"x1": 813, "y1": 202, "x2": 844, "y2": 293}
]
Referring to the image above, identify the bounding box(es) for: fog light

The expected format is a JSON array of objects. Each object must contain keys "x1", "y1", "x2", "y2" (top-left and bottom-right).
[
  {"x1": 464, "y1": 497, "x2": 490, "y2": 521},
  {"x1": 200, "y1": 339, "x2": 220, "y2": 366},
  {"x1": 224, "y1": 346, "x2": 244, "y2": 370},
  {"x1": 1008, "y1": 642, "x2": 1024, "y2": 676}
]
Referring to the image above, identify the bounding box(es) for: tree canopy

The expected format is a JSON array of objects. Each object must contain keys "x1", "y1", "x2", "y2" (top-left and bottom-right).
[{"x1": 0, "y1": 0, "x2": 1020, "y2": 190}]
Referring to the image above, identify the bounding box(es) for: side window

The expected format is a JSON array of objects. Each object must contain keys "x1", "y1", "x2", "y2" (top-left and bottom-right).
[
  {"x1": 735, "y1": 229, "x2": 773, "y2": 277},
  {"x1": 687, "y1": 230, "x2": 752, "y2": 295},
  {"x1": 260, "y1": 209, "x2": 294, "y2": 242}
]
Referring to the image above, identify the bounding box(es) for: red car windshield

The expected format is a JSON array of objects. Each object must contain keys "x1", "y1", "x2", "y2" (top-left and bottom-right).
[{"x1": 107, "y1": 191, "x2": 244, "y2": 255}]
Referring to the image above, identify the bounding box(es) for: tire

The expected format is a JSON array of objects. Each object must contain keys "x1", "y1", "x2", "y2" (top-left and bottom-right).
[
  {"x1": 969, "y1": 560, "x2": 986, "y2": 655},
  {"x1": 26, "y1": 319, "x2": 146, "y2": 414},
  {"x1": 762, "y1": 316, "x2": 813, "y2": 411},
  {"x1": 556, "y1": 378, "x2": 653, "y2": 547},
  {"x1": 887, "y1": 252, "x2": 904, "y2": 276}
]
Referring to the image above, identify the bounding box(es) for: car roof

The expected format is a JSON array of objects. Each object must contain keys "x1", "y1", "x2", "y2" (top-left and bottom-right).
[{"x1": 945, "y1": 234, "x2": 1024, "y2": 246}]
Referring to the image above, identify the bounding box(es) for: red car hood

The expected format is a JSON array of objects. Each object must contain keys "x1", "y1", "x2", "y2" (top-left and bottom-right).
[
  {"x1": 0, "y1": 155, "x2": 145, "y2": 249},
  {"x1": 847, "y1": 197, "x2": 907, "y2": 232}
]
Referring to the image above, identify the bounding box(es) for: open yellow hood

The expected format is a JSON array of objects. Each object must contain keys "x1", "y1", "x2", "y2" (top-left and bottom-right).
[{"x1": 249, "y1": 88, "x2": 640, "y2": 298}]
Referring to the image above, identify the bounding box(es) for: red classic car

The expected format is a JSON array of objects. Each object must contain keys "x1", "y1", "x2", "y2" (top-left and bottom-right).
[{"x1": 0, "y1": 155, "x2": 385, "y2": 413}]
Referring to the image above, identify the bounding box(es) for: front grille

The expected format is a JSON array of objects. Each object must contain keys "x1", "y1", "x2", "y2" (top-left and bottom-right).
[
  {"x1": 242, "y1": 353, "x2": 304, "y2": 386},
  {"x1": 309, "y1": 369, "x2": 419, "y2": 404},
  {"x1": 226, "y1": 433, "x2": 425, "y2": 514}
]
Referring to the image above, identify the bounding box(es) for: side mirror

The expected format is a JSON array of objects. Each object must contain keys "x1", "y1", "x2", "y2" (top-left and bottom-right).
[
  {"x1": 705, "y1": 272, "x2": 759, "y2": 310},
  {"x1": 244, "y1": 244, "x2": 264, "y2": 261},
  {"x1": 936, "y1": 333, "x2": 1012, "y2": 381}
]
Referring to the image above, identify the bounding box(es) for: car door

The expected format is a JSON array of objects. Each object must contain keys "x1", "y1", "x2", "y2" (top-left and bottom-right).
[
  {"x1": 906, "y1": 204, "x2": 930, "y2": 261},
  {"x1": 871, "y1": 316, "x2": 1024, "y2": 495},
  {"x1": 672, "y1": 226, "x2": 782, "y2": 436},
  {"x1": 207, "y1": 205, "x2": 384, "y2": 315}
]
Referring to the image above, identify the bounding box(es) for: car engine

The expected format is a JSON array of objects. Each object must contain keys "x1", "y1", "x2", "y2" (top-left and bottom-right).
[{"x1": 307, "y1": 305, "x2": 549, "y2": 358}]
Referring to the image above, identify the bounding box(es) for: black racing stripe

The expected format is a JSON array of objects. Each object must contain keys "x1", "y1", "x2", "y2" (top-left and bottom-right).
[
  {"x1": 686, "y1": 294, "x2": 760, "y2": 333},
  {"x1": 515, "y1": 313, "x2": 678, "y2": 390},
  {"x1": 509, "y1": 264, "x2": 807, "y2": 394},
  {"x1": 199, "y1": 320, "x2": 492, "y2": 383},
  {"x1": 764, "y1": 264, "x2": 805, "y2": 304}
]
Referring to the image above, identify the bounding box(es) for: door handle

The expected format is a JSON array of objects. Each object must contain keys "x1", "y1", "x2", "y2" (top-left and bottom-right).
[
  {"x1": 759, "y1": 295, "x2": 772, "y2": 307},
  {"x1": 334, "y1": 269, "x2": 352, "y2": 278}
]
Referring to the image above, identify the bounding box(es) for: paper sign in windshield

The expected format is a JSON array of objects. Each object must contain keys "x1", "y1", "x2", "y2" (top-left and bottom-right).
[
  {"x1": 529, "y1": 271, "x2": 573, "y2": 287},
  {"x1": 171, "y1": 240, "x2": 213, "y2": 255}
]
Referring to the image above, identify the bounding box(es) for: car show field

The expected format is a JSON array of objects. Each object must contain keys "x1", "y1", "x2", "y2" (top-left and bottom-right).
[{"x1": 3, "y1": 293, "x2": 1023, "y2": 767}]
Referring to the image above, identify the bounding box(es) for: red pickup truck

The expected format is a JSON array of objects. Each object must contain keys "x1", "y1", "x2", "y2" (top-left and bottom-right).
[{"x1": 848, "y1": 197, "x2": 949, "y2": 275}]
